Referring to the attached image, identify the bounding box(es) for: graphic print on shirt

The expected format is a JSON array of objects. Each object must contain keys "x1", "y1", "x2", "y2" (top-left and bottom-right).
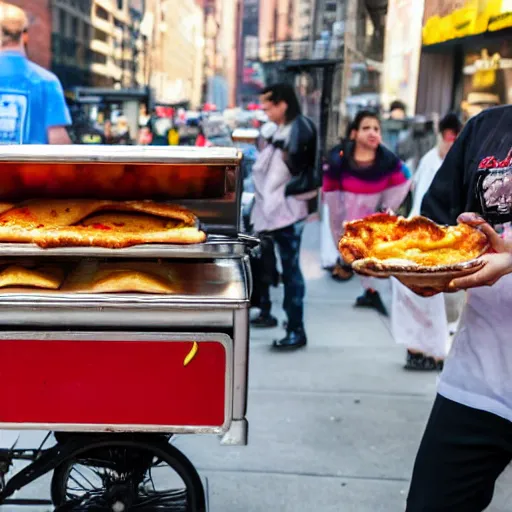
[
  {"x1": 0, "y1": 92, "x2": 28, "y2": 145},
  {"x1": 476, "y1": 150, "x2": 512, "y2": 225}
]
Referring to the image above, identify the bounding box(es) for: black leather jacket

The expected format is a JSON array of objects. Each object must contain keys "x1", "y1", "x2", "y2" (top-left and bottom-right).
[{"x1": 280, "y1": 115, "x2": 319, "y2": 196}]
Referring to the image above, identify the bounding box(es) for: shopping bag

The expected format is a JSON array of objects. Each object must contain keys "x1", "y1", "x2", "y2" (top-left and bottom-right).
[
  {"x1": 390, "y1": 278, "x2": 450, "y2": 358},
  {"x1": 320, "y1": 202, "x2": 339, "y2": 269}
]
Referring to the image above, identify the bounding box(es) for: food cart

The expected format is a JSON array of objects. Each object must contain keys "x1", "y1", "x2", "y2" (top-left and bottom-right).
[
  {"x1": 231, "y1": 128, "x2": 259, "y2": 146},
  {"x1": 0, "y1": 146, "x2": 253, "y2": 511}
]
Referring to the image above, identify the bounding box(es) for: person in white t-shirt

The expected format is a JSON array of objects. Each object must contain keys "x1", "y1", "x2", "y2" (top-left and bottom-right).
[
  {"x1": 409, "y1": 113, "x2": 462, "y2": 218},
  {"x1": 404, "y1": 113, "x2": 463, "y2": 371},
  {"x1": 406, "y1": 105, "x2": 512, "y2": 511}
]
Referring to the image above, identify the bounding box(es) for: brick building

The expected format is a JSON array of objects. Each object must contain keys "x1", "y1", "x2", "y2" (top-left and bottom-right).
[{"x1": 5, "y1": 0, "x2": 52, "y2": 69}]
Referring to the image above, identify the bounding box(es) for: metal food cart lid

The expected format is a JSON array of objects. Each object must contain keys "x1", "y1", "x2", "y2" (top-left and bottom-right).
[
  {"x1": 232, "y1": 128, "x2": 259, "y2": 139},
  {"x1": 0, "y1": 145, "x2": 242, "y2": 164}
]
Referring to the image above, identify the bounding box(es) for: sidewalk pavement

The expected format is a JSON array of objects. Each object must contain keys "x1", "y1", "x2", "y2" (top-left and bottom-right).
[
  {"x1": 3, "y1": 220, "x2": 512, "y2": 511},
  {"x1": 175, "y1": 220, "x2": 512, "y2": 511}
]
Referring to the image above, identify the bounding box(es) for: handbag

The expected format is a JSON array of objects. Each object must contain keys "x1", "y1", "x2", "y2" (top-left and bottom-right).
[{"x1": 249, "y1": 233, "x2": 279, "y2": 308}]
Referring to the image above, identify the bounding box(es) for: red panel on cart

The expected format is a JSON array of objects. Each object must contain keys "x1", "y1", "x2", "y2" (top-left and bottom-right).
[{"x1": 0, "y1": 339, "x2": 227, "y2": 428}]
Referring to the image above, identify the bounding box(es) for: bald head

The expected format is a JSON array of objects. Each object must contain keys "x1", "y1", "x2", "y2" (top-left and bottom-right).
[{"x1": 0, "y1": 2, "x2": 28, "y2": 49}]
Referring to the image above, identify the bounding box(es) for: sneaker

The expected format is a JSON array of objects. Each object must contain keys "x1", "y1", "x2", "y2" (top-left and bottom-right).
[
  {"x1": 250, "y1": 313, "x2": 278, "y2": 328},
  {"x1": 272, "y1": 328, "x2": 307, "y2": 350},
  {"x1": 355, "y1": 289, "x2": 388, "y2": 316},
  {"x1": 404, "y1": 350, "x2": 439, "y2": 371}
]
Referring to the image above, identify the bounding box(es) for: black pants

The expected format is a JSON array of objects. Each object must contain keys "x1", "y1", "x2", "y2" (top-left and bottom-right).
[
  {"x1": 259, "y1": 221, "x2": 306, "y2": 332},
  {"x1": 407, "y1": 394, "x2": 512, "y2": 511}
]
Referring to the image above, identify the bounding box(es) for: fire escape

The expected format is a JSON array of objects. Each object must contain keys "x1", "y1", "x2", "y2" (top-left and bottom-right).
[{"x1": 258, "y1": 0, "x2": 343, "y2": 155}]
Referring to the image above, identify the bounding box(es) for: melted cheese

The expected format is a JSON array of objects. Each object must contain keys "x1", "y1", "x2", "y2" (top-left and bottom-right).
[
  {"x1": 372, "y1": 232, "x2": 460, "y2": 259},
  {"x1": 339, "y1": 214, "x2": 488, "y2": 267}
]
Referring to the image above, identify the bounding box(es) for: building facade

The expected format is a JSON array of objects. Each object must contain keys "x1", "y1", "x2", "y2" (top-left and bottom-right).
[
  {"x1": 51, "y1": 0, "x2": 147, "y2": 89},
  {"x1": 202, "y1": 0, "x2": 239, "y2": 109},
  {"x1": 312, "y1": 0, "x2": 342, "y2": 38},
  {"x1": 149, "y1": 0, "x2": 204, "y2": 107},
  {"x1": 6, "y1": 0, "x2": 52, "y2": 70},
  {"x1": 258, "y1": 0, "x2": 294, "y2": 60},
  {"x1": 416, "y1": 0, "x2": 512, "y2": 119},
  {"x1": 238, "y1": 0, "x2": 264, "y2": 105},
  {"x1": 381, "y1": 0, "x2": 424, "y2": 114},
  {"x1": 293, "y1": 0, "x2": 313, "y2": 41}
]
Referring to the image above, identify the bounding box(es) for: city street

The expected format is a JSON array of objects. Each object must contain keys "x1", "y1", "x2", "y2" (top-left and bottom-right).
[{"x1": 3, "y1": 220, "x2": 512, "y2": 511}]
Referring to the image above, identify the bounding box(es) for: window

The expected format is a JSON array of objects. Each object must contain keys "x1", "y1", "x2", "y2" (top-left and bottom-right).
[
  {"x1": 80, "y1": 0, "x2": 90, "y2": 13},
  {"x1": 94, "y1": 28, "x2": 109, "y2": 43},
  {"x1": 92, "y1": 51, "x2": 107, "y2": 65},
  {"x1": 51, "y1": 33, "x2": 61, "y2": 63},
  {"x1": 83, "y1": 22, "x2": 90, "y2": 40},
  {"x1": 72, "y1": 17, "x2": 78, "y2": 39},
  {"x1": 76, "y1": 42, "x2": 85, "y2": 67},
  {"x1": 117, "y1": 0, "x2": 124, "y2": 9},
  {"x1": 59, "y1": 9, "x2": 67, "y2": 36},
  {"x1": 96, "y1": 5, "x2": 109, "y2": 20},
  {"x1": 65, "y1": 40, "x2": 78, "y2": 59}
]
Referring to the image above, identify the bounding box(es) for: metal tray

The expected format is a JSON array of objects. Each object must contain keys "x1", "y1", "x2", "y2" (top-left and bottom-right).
[
  {"x1": 0, "y1": 258, "x2": 251, "y2": 328},
  {"x1": 0, "y1": 235, "x2": 254, "y2": 259}
]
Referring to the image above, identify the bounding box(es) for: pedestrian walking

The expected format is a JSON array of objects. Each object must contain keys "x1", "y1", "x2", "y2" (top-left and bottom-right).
[
  {"x1": 114, "y1": 116, "x2": 132, "y2": 145},
  {"x1": 406, "y1": 105, "x2": 512, "y2": 511},
  {"x1": 250, "y1": 83, "x2": 318, "y2": 350},
  {"x1": 409, "y1": 113, "x2": 462, "y2": 218},
  {"x1": 322, "y1": 110, "x2": 411, "y2": 315},
  {"x1": 0, "y1": 3, "x2": 71, "y2": 145},
  {"x1": 103, "y1": 120, "x2": 115, "y2": 144},
  {"x1": 400, "y1": 113, "x2": 464, "y2": 371},
  {"x1": 324, "y1": 121, "x2": 355, "y2": 275}
]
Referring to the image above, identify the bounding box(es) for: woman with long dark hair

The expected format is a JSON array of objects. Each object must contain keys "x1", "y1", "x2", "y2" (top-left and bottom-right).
[{"x1": 323, "y1": 110, "x2": 411, "y2": 314}]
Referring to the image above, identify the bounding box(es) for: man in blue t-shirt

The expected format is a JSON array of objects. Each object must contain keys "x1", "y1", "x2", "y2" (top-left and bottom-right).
[{"x1": 0, "y1": 4, "x2": 71, "y2": 144}]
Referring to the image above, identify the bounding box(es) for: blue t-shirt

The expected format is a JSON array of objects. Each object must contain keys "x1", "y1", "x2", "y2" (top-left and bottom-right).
[{"x1": 0, "y1": 51, "x2": 71, "y2": 144}]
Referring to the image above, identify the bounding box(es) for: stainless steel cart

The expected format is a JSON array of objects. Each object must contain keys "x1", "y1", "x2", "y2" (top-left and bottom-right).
[{"x1": 0, "y1": 146, "x2": 254, "y2": 512}]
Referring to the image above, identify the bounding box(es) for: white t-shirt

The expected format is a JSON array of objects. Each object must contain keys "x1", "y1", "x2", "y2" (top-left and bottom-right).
[
  {"x1": 409, "y1": 147, "x2": 443, "y2": 218},
  {"x1": 438, "y1": 275, "x2": 512, "y2": 422},
  {"x1": 420, "y1": 110, "x2": 512, "y2": 422}
]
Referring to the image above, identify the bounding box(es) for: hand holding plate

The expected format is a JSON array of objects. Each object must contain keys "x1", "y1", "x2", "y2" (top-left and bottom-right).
[{"x1": 448, "y1": 213, "x2": 512, "y2": 290}]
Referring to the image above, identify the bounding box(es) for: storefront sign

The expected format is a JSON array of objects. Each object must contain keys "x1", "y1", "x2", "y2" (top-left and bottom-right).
[
  {"x1": 460, "y1": 41, "x2": 512, "y2": 118},
  {"x1": 463, "y1": 48, "x2": 512, "y2": 86},
  {"x1": 423, "y1": 0, "x2": 512, "y2": 46}
]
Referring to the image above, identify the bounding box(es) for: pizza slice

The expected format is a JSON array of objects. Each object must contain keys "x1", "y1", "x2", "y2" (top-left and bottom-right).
[
  {"x1": 0, "y1": 199, "x2": 206, "y2": 248},
  {"x1": 0, "y1": 264, "x2": 64, "y2": 290},
  {"x1": 61, "y1": 261, "x2": 180, "y2": 294},
  {"x1": 339, "y1": 213, "x2": 488, "y2": 268}
]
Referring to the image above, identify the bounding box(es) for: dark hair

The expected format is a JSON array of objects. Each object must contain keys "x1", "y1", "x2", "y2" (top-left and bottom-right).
[
  {"x1": 439, "y1": 112, "x2": 462, "y2": 134},
  {"x1": 352, "y1": 110, "x2": 380, "y2": 131},
  {"x1": 260, "y1": 83, "x2": 301, "y2": 123},
  {"x1": 390, "y1": 100, "x2": 406, "y2": 113},
  {"x1": 345, "y1": 120, "x2": 355, "y2": 140}
]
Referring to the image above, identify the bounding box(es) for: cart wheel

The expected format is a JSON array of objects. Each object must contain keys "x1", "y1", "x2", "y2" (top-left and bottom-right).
[{"x1": 51, "y1": 438, "x2": 206, "y2": 512}]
